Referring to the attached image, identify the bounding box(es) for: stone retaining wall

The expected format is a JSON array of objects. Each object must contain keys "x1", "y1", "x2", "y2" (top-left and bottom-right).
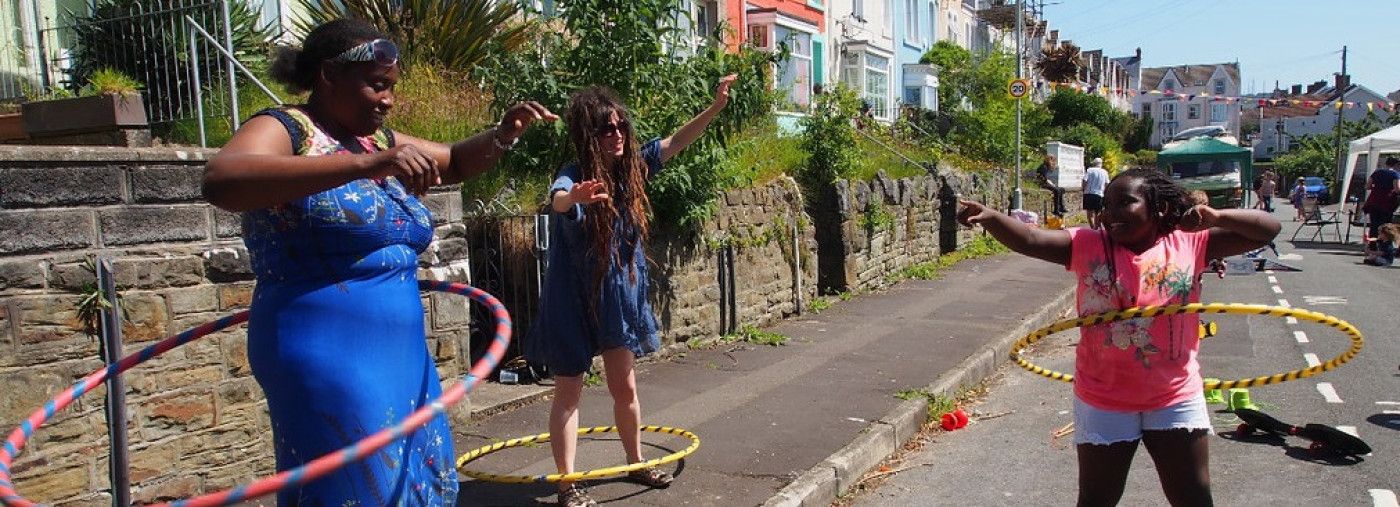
[{"x1": 815, "y1": 166, "x2": 1081, "y2": 294}]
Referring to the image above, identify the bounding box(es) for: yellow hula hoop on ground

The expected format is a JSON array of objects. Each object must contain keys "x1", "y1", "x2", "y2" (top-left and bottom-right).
[
  {"x1": 457, "y1": 425, "x2": 700, "y2": 484},
  {"x1": 1011, "y1": 303, "x2": 1363, "y2": 390}
]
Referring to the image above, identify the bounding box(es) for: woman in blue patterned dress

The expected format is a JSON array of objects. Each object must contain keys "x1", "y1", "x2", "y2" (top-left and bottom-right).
[
  {"x1": 203, "y1": 19, "x2": 554, "y2": 505},
  {"x1": 527, "y1": 75, "x2": 735, "y2": 507}
]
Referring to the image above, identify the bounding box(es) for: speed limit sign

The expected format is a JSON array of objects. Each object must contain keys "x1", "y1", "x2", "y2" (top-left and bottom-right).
[{"x1": 1008, "y1": 79, "x2": 1031, "y2": 98}]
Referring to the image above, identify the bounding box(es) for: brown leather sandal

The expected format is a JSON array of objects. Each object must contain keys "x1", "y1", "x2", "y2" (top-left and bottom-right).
[
  {"x1": 627, "y1": 467, "x2": 673, "y2": 488},
  {"x1": 558, "y1": 485, "x2": 597, "y2": 507}
]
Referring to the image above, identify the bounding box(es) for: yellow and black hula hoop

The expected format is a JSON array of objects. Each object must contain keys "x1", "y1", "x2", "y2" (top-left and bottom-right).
[
  {"x1": 1011, "y1": 303, "x2": 1363, "y2": 390},
  {"x1": 457, "y1": 425, "x2": 699, "y2": 484}
]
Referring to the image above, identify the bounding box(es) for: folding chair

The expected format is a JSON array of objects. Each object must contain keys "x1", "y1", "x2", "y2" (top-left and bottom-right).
[
  {"x1": 1290, "y1": 196, "x2": 1342, "y2": 242},
  {"x1": 1343, "y1": 197, "x2": 1367, "y2": 244}
]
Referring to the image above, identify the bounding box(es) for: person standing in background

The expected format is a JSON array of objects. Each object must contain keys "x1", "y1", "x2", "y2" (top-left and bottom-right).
[
  {"x1": 1256, "y1": 168, "x2": 1277, "y2": 212},
  {"x1": 1082, "y1": 157, "x2": 1110, "y2": 229},
  {"x1": 1036, "y1": 154, "x2": 1067, "y2": 218}
]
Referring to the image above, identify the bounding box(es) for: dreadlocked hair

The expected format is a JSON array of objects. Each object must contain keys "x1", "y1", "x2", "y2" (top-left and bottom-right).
[
  {"x1": 1113, "y1": 168, "x2": 1193, "y2": 234},
  {"x1": 565, "y1": 86, "x2": 652, "y2": 301}
]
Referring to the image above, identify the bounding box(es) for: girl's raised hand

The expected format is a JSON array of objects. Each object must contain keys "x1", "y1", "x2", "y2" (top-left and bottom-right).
[
  {"x1": 712, "y1": 74, "x2": 738, "y2": 110},
  {"x1": 1179, "y1": 204, "x2": 1218, "y2": 232},
  {"x1": 568, "y1": 180, "x2": 610, "y2": 205},
  {"x1": 956, "y1": 199, "x2": 992, "y2": 227}
]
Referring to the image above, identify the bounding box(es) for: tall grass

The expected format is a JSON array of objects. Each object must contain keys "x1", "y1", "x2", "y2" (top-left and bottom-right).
[
  {"x1": 716, "y1": 118, "x2": 806, "y2": 190},
  {"x1": 164, "y1": 64, "x2": 492, "y2": 148}
]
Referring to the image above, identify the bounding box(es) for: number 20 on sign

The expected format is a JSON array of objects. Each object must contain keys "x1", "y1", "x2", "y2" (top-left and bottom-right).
[{"x1": 1008, "y1": 79, "x2": 1030, "y2": 98}]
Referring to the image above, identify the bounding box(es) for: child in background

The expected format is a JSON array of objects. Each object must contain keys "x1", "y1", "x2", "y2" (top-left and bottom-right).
[
  {"x1": 1363, "y1": 223, "x2": 1399, "y2": 266},
  {"x1": 956, "y1": 168, "x2": 1280, "y2": 506},
  {"x1": 1289, "y1": 177, "x2": 1307, "y2": 221}
]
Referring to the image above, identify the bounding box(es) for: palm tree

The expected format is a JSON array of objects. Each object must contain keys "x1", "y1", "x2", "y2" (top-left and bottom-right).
[
  {"x1": 294, "y1": 0, "x2": 532, "y2": 72},
  {"x1": 1035, "y1": 42, "x2": 1082, "y2": 84}
]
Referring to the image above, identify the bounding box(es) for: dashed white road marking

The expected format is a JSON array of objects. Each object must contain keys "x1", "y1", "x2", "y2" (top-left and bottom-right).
[
  {"x1": 1303, "y1": 353, "x2": 1320, "y2": 367},
  {"x1": 1370, "y1": 489, "x2": 1397, "y2": 507},
  {"x1": 1264, "y1": 270, "x2": 1276, "y2": 275},
  {"x1": 1294, "y1": 330, "x2": 1309, "y2": 343},
  {"x1": 1285, "y1": 317, "x2": 1298, "y2": 325},
  {"x1": 1378, "y1": 401, "x2": 1400, "y2": 406},
  {"x1": 1316, "y1": 382, "x2": 1343, "y2": 403},
  {"x1": 1278, "y1": 299, "x2": 1291, "y2": 307},
  {"x1": 1267, "y1": 276, "x2": 1278, "y2": 284},
  {"x1": 1302, "y1": 295, "x2": 1348, "y2": 305},
  {"x1": 1271, "y1": 285, "x2": 1284, "y2": 294}
]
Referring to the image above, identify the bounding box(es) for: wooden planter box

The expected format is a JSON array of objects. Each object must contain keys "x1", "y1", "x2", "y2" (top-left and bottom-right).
[
  {"x1": 21, "y1": 92, "x2": 148, "y2": 137},
  {"x1": 0, "y1": 112, "x2": 25, "y2": 141}
]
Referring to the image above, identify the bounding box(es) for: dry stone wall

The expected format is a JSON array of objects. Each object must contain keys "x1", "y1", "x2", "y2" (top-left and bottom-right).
[
  {"x1": 817, "y1": 166, "x2": 1081, "y2": 294},
  {"x1": 650, "y1": 177, "x2": 818, "y2": 344}
]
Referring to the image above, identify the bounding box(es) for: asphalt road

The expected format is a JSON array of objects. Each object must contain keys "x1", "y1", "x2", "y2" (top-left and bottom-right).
[{"x1": 852, "y1": 207, "x2": 1399, "y2": 506}]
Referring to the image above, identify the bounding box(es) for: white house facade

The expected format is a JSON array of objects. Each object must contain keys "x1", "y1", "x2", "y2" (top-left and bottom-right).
[
  {"x1": 1250, "y1": 78, "x2": 1393, "y2": 160},
  {"x1": 829, "y1": 0, "x2": 898, "y2": 122},
  {"x1": 1134, "y1": 62, "x2": 1242, "y2": 148}
]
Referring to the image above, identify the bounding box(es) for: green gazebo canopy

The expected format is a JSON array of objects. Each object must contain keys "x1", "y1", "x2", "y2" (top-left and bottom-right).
[{"x1": 1156, "y1": 136, "x2": 1253, "y2": 173}]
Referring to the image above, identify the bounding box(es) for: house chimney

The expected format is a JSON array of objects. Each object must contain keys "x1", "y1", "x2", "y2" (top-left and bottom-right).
[
  {"x1": 1306, "y1": 81, "x2": 1324, "y2": 94},
  {"x1": 1135, "y1": 47, "x2": 1141, "y2": 60},
  {"x1": 1291, "y1": 84, "x2": 1302, "y2": 95},
  {"x1": 1335, "y1": 73, "x2": 1350, "y2": 91}
]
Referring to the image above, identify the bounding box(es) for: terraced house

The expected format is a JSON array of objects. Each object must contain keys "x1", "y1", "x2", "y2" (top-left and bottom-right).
[{"x1": 1134, "y1": 62, "x2": 1243, "y2": 148}]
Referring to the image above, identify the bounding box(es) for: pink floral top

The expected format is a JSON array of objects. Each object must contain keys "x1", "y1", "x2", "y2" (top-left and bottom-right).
[{"x1": 1067, "y1": 227, "x2": 1209, "y2": 411}]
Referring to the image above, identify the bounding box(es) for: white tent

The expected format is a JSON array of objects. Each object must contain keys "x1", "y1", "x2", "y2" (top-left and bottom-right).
[{"x1": 1339, "y1": 123, "x2": 1400, "y2": 205}]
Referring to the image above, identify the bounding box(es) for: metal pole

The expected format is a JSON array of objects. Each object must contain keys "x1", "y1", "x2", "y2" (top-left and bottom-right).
[
  {"x1": 186, "y1": 15, "x2": 283, "y2": 105},
  {"x1": 1333, "y1": 45, "x2": 1346, "y2": 202},
  {"x1": 793, "y1": 216, "x2": 802, "y2": 316},
  {"x1": 190, "y1": 23, "x2": 207, "y2": 148},
  {"x1": 220, "y1": 0, "x2": 240, "y2": 130},
  {"x1": 1012, "y1": 0, "x2": 1024, "y2": 210},
  {"x1": 95, "y1": 257, "x2": 131, "y2": 507}
]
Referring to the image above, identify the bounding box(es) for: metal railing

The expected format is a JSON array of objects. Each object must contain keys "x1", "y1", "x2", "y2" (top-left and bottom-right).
[{"x1": 1, "y1": 0, "x2": 284, "y2": 144}]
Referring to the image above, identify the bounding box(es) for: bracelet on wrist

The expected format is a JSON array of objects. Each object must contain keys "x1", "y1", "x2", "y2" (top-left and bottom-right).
[{"x1": 492, "y1": 127, "x2": 518, "y2": 152}]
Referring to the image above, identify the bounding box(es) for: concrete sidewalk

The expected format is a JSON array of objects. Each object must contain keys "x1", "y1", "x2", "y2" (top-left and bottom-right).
[{"x1": 454, "y1": 253, "x2": 1075, "y2": 506}]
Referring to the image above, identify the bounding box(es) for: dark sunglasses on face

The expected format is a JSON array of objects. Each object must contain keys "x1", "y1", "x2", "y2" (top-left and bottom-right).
[
  {"x1": 329, "y1": 38, "x2": 399, "y2": 67},
  {"x1": 596, "y1": 120, "x2": 629, "y2": 138}
]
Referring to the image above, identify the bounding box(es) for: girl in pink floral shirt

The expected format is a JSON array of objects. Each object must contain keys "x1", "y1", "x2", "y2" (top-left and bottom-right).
[{"x1": 957, "y1": 168, "x2": 1279, "y2": 506}]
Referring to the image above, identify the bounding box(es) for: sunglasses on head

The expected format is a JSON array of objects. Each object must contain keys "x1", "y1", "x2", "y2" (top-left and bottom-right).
[
  {"x1": 596, "y1": 120, "x2": 629, "y2": 138},
  {"x1": 329, "y1": 38, "x2": 399, "y2": 67}
]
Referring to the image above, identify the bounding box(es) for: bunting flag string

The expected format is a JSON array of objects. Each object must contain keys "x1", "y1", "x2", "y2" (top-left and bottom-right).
[{"x1": 1045, "y1": 82, "x2": 1397, "y2": 112}]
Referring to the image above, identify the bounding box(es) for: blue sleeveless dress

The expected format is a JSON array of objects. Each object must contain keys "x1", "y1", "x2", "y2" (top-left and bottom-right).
[
  {"x1": 526, "y1": 140, "x2": 664, "y2": 376},
  {"x1": 242, "y1": 107, "x2": 457, "y2": 505}
]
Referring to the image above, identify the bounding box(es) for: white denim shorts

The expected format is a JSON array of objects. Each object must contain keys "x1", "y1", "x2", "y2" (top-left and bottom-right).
[{"x1": 1073, "y1": 395, "x2": 1213, "y2": 446}]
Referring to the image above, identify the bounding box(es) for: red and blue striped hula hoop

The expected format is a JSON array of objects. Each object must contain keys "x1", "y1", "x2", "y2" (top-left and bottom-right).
[{"x1": 0, "y1": 280, "x2": 510, "y2": 507}]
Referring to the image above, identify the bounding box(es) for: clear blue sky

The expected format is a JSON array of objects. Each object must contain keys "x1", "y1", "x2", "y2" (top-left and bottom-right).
[{"x1": 1041, "y1": 0, "x2": 1400, "y2": 98}]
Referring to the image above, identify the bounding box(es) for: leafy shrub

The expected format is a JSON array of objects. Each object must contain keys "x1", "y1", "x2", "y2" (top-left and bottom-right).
[
  {"x1": 292, "y1": 0, "x2": 530, "y2": 71},
  {"x1": 797, "y1": 86, "x2": 861, "y2": 187}
]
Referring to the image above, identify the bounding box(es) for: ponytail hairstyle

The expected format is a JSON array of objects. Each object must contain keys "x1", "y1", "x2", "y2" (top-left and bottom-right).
[
  {"x1": 1112, "y1": 168, "x2": 1193, "y2": 235},
  {"x1": 268, "y1": 18, "x2": 387, "y2": 94},
  {"x1": 564, "y1": 86, "x2": 652, "y2": 300}
]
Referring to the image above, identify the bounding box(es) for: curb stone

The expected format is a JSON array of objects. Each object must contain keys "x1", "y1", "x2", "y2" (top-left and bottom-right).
[{"x1": 762, "y1": 284, "x2": 1075, "y2": 507}]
